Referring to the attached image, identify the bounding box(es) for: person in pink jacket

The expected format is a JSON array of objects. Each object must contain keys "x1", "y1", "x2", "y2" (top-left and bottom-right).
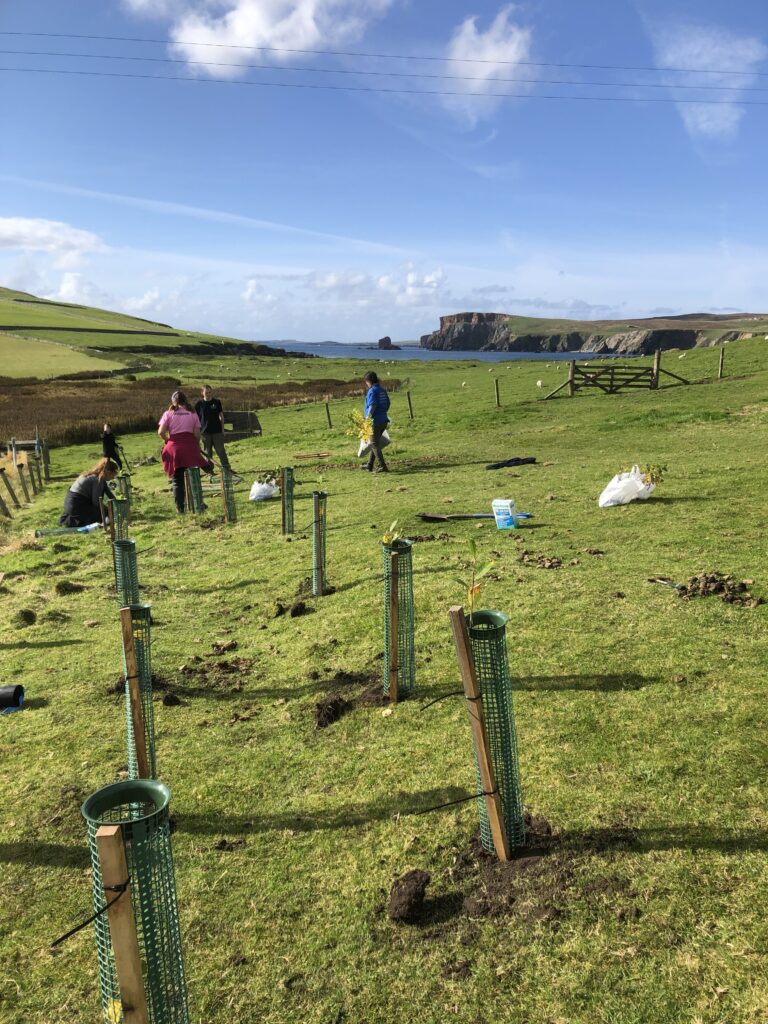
[{"x1": 158, "y1": 390, "x2": 213, "y2": 513}]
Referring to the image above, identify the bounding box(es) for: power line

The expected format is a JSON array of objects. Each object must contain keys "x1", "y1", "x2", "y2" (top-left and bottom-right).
[
  {"x1": 3, "y1": 64, "x2": 768, "y2": 105},
  {"x1": 1, "y1": 29, "x2": 766, "y2": 78},
  {"x1": 3, "y1": 48, "x2": 766, "y2": 94}
]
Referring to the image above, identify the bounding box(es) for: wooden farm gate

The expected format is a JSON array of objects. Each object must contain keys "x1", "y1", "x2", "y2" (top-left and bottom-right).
[{"x1": 543, "y1": 351, "x2": 688, "y2": 400}]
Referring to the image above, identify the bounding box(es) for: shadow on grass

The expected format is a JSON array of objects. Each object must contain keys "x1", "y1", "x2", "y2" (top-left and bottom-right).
[
  {"x1": 175, "y1": 786, "x2": 468, "y2": 836},
  {"x1": 562, "y1": 825, "x2": 768, "y2": 855},
  {"x1": 0, "y1": 842, "x2": 89, "y2": 869},
  {"x1": 23, "y1": 697, "x2": 49, "y2": 709},
  {"x1": 0, "y1": 639, "x2": 84, "y2": 650},
  {"x1": 332, "y1": 564, "x2": 455, "y2": 595},
  {"x1": 647, "y1": 496, "x2": 702, "y2": 504},
  {"x1": 513, "y1": 673, "x2": 659, "y2": 692}
]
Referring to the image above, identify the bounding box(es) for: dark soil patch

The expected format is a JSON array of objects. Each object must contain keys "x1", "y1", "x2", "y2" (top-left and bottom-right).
[
  {"x1": 162, "y1": 692, "x2": 182, "y2": 707},
  {"x1": 678, "y1": 572, "x2": 762, "y2": 607},
  {"x1": 210, "y1": 640, "x2": 238, "y2": 655},
  {"x1": 272, "y1": 601, "x2": 287, "y2": 617},
  {"x1": 441, "y1": 959, "x2": 472, "y2": 980},
  {"x1": 54, "y1": 580, "x2": 85, "y2": 596},
  {"x1": 314, "y1": 694, "x2": 350, "y2": 728},
  {"x1": 585, "y1": 548, "x2": 605, "y2": 556},
  {"x1": 518, "y1": 550, "x2": 562, "y2": 569},
  {"x1": 214, "y1": 837, "x2": 246, "y2": 852},
  {"x1": 51, "y1": 542, "x2": 72, "y2": 554},
  {"x1": 409, "y1": 533, "x2": 450, "y2": 543},
  {"x1": 40, "y1": 609, "x2": 70, "y2": 623},
  {"x1": 13, "y1": 608, "x2": 36, "y2": 627},
  {"x1": 388, "y1": 869, "x2": 431, "y2": 922},
  {"x1": 290, "y1": 600, "x2": 311, "y2": 617},
  {"x1": 357, "y1": 685, "x2": 388, "y2": 707}
]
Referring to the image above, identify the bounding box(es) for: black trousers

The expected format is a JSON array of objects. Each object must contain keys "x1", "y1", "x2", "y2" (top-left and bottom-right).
[
  {"x1": 366, "y1": 424, "x2": 389, "y2": 471},
  {"x1": 172, "y1": 468, "x2": 187, "y2": 512}
]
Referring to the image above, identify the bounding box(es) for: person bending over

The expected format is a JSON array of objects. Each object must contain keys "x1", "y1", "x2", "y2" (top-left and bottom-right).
[
  {"x1": 158, "y1": 390, "x2": 213, "y2": 513},
  {"x1": 363, "y1": 371, "x2": 391, "y2": 473},
  {"x1": 101, "y1": 422, "x2": 122, "y2": 470},
  {"x1": 59, "y1": 457, "x2": 118, "y2": 527}
]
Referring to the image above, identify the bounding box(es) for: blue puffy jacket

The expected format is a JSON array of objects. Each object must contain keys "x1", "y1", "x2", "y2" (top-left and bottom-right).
[{"x1": 364, "y1": 383, "x2": 390, "y2": 426}]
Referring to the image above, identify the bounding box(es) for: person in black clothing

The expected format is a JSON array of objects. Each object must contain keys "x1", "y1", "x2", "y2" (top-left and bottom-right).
[
  {"x1": 60, "y1": 458, "x2": 118, "y2": 527},
  {"x1": 195, "y1": 385, "x2": 232, "y2": 473},
  {"x1": 101, "y1": 422, "x2": 122, "y2": 470}
]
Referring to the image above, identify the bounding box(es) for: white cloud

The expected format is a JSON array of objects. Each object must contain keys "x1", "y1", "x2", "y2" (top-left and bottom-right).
[
  {"x1": 125, "y1": 0, "x2": 395, "y2": 74},
  {"x1": 123, "y1": 287, "x2": 163, "y2": 313},
  {"x1": 44, "y1": 272, "x2": 112, "y2": 306},
  {"x1": 305, "y1": 264, "x2": 449, "y2": 308},
  {"x1": 0, "y1": 217, "x2": 104, "y2": 256},
  {"x1": 647, "y1": 21, "x2": 768, "y2": 140},
  {"x1": 443, "y1": 5, "x2": 533, "y2": 126}
]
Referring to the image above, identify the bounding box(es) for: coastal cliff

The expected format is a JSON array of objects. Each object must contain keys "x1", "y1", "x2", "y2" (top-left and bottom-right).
[{"x1": 420, "y1": 311, "x2": 766, "y2": 355}]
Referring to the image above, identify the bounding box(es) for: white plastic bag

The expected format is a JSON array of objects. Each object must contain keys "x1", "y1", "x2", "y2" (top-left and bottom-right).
[
  {"x1": 249, "y1": 480, "x2": 278, "y2": 502},
  {"x1": 358, "y1": 430, "x2": 391, "y2": 458},
  {"x1": 598, "y1": 465, "x2": 655, "y2": 508}
]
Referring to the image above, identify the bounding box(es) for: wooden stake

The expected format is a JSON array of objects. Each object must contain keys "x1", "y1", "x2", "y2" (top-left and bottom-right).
[
  {"x1": 280, "y1": 467, "x2": 287, "y2": 534},
  {"x1": 96, "y1": 825, "x2": 149, "y2": 1024},
  {"x1": 0, "y1": 488, "x2": 10, "y2": 519},
  {"x1": 388, "y1": 551, "x2": 399, "y2": 704},
  {"x1": 494, "y1": 378, "x2": 501, "y2": 408},
  {"x1": 32, "y1": 457, "x2": 43, "y2": 490},
  {"x1": 26, "y1": 461, "x2": 38, "y2": 496},
  {"x1": 0, "y1": 468, "x2": 21, "y2": 509},
  {"x1": 567, "y1": 360, "x2": 576, "y2": 397},
  {"x1": 16, "y1": 464, "x2": 30, "y2": 503},
  {"x1": 651, "y1": 349, "x2": 661, "y2": 390},
  {"x1": 406, "y1": 390, "x2": 414, "y2": 420},
  {"x1": 41, "y1": 442, "x2": 51, "y2": 482},
  {"x1": 325, "y1": 402, "x2": 333, "y2": 429},
  {"x1": 120, "y1": 608, "x2": 150, "y2": 779},
  {"x1": 105, "y1": 499, "x2": 115, "y2": 541},
  {"x1": 449, "y1": 605, "x2": 510, "y2": 862},
  {"x1": 718, "y1": 346, "x2": 725, "y2": 380},
  {"x1": 219, "y1": 473, "x2": 229, "y2": 522}
]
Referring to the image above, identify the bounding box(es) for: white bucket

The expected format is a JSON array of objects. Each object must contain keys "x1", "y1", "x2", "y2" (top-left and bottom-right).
[{"x1": 492, "y1": 498, "x2": 517, "y2": 530}]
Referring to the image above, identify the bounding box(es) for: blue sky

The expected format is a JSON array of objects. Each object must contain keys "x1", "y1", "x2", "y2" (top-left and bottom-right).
[{"x1": 1, "y1": 0, "x2": 767, "y2": 342}]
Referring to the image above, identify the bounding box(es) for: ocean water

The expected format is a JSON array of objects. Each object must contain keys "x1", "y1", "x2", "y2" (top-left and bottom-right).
[{"x1": 270, "y1": 341, "x2": 624, "y2": 363}]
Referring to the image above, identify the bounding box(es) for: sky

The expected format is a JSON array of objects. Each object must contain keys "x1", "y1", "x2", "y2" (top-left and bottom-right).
[{"x1": 1, "y1": 0, "x2": 767, "y2": 343}]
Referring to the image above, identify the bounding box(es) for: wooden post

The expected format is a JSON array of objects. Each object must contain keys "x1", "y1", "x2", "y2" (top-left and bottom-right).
[
  {"x1": 324, "y1": 402, "x2": 332, "y2": 429},
  {"x1": 120, "y1": 608, "x2": 150, "y2": 779},
  {"x1": 95, "y1": 825, "x2": 150, "y2": 1024},
  {"x1": 33, "y1": 457, "x2": 43, "y2": 490},
  {"x1": 494, "y1": 378, "x2": 501, "y2": 408},
  {"x1": 16, "y1": 464, "x2": 30, "y2": 504},
  {"x1": 718, "y1": 347, "x2": 725, "y2": 380},
  {"x1": 406, "y1": 390, "x2": 414, "y2": 420},
  {"x1": 41, "y1": 442, "x2": 51, "y2": 482},
  {"x1": 449, "y1": 605, "x2": 510, "y2": 862},
  {"x1": 26, "y1": 461, "x2": 38, "y2": 496},
  {"x1": 567, "y1": 360, "x2": 576, "y2": 397},
  {"x1": 219, "y1": 473, "x2": 231, "y2": 523},
  {"x1": 312, "y1": 491, "x2": 324, "y2": 596},
  {"x1": 11, "y1": 438, "x2": 17, "y2": 469},
  {"x1": 388, "y1": 551, "x2": 399, "y2": 704},
  {"x1": 0, "y1": 468, "x2": 21, "y2": 509},
  {"x1": 104, "y1": 498, "x2": 115, "y2": 540},
  {"x1": 0, "y1": 488, "x2": 10, "y2": 519},
  {"x1": 651, "y1": 349, "x2": 661, "y2": 390}
]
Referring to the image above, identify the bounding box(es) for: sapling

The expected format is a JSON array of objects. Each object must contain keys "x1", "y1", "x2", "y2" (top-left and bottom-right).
[{"x1": 455, "y1": 539, "x2": 495, "y2": 624}]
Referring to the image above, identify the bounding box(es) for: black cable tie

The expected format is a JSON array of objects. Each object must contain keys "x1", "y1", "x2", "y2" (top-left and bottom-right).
[
  {"x1": 408, "y1": 789, "x2": 498, "y2": 816},
  {"x1": 50, "y1": 878, "x2": 130, "y2": 948},
  {"x1": 420, "y1": 690, "x2": 464, "y2": 710}
]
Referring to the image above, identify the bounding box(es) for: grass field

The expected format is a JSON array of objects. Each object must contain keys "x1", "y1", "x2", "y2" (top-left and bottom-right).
[
  {"x1": 0, "y1": 334, "x2": 128, "y2": 378},
  {"x1": 1, "y1": 339, "x2": 767, "y2": 1024}
]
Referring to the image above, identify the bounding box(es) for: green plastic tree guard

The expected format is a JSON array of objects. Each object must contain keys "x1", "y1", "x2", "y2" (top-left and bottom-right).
[
  {"x1": 116, "y1": 472, "x2": 132, "y2": 504},
  {"x1": 220, "y1": 468, "x2": 237, "y2": 523},
  {"x1": 122, "y1": 603, "x2": 157, "y2": 780},
  {"x1": 81, "y1": 779, "x2": 190, "y2": 1024},
  {"x1": 382, "y1": 539, "x2": 415, "y2": 698},
  {"x1": 466, "y1": 610, "x2": 525, "y2": 852},
  {"x1": 112, "y1": 496, "x2": 130, "y2": 541},
  {"x1": 184, "y1": 468, "x2": 205, "y2": 514},
  {"x1": 114, "y1": 539, "x2": 140, "y2": 607},
  {"x1": 281, "y1": 467, "x2": 295, "y2": 535},
  {"x1": 311, "y1": 491, "x2": 327, "y2": 596}
]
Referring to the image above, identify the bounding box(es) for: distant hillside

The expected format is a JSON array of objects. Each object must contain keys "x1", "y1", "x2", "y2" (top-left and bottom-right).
[
  {"x1": 0, "y1": 286, "x2": 305, "y2": 378},
  {"x1": 421, "y1": 311, "x2": 768, "y2": 355}
]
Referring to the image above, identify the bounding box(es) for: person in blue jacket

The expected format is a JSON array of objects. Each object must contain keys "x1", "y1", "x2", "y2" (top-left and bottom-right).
[{"x1": 363, "y1": 370, "x2": 390, "y2": 473}]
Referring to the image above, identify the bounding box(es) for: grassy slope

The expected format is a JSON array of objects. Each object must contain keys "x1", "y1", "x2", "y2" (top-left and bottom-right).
[
  {"x1": 1, "y1": 341, "x2": 767, "y2": 1024},
  {"x1": 0, "y1": 333, "x2": 127, "y2": 378}
]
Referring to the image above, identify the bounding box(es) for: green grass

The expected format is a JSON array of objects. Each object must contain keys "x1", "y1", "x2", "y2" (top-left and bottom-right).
[
  {"x1": 0, "y1": 333, "x2": 127, "y2": 378},
  {"x1": 1, "y1": 340, "x2": 767, "y2": 1023}
]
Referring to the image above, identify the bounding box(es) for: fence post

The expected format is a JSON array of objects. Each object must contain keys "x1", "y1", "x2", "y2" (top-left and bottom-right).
[
  {"x1": 32, "y1": 456, "x2": 43, "y2": 490},
  {"x1": 325, "y1": 402, "x2": 333, "y2": 429},
  {"x1": 26, "y1": 461, "x2": 38, "y2": 496},
  {"x1": 11, "y1": 438, "x2": 17, "y2": 468},
  {"x1": 568, "y1": 360, "x2": 576, "y2": 397},
  {"x1": 0, "y1": 468, "x2": 20, "y2": 509},
  {"x1": 651, "y1": 349, "x2": 661, "y2": 389},
  {"x1": 494, "y1": 378, "x2": 501, "y2": 408},
  {"x1": 41, "y1": 442, "x2": 51, "y2": 482},
  {"x1": 95, "y1": 826, "x2": 149, "y2": 1024},
  {"x1": 718, "y1": 347, "x2": 725, "y2": 380},
  {"x1": 0, "y1": 489, "x2": 10, "y2": 519},
  {"x1": 280, "y1": 467, "x2": 294, "y2": 535},
  {"x1": 406, "y1": 389, "x2": 414, "y2": 420},
  {"x1": 16, "y1": 464, "x2": 30, "y2": 503},
  {"x1": 449, "y1": 606, "x2": 510, "y2": 862}
]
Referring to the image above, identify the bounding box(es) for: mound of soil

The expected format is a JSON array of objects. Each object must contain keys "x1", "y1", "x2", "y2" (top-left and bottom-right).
[
  {"x1": 388, "y1": 869, "x2": 431, "y2": 922},
  {"x1": 290, "y1": 600, "x2": 311, "y2": 617},
  {"x1": 314, "y1": 694, "x2": 350, "y2": 728},
  {"x1": 518, "y1": 550, "x2": 562, "y2": 569},
  {"x1": 409, "y1": 533, "x2": 451, "y2": 543},
  {"x1": 210, "y1": 640, "x2": 238, "y2": 655},
  {"x1": 13, "y1": 608, "x2": 36, "y2": 627},
  {"x1": 678, "y1": 572, "x2": 762, "y2": 607},
  {"x1": 54, "y1": 580, "x2": 85, "y2": 596}
]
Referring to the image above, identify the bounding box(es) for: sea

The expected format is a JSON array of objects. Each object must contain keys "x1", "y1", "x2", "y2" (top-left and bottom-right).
[{"x1": 269, "y1": 341, "x2": 620, "y2": 363}]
